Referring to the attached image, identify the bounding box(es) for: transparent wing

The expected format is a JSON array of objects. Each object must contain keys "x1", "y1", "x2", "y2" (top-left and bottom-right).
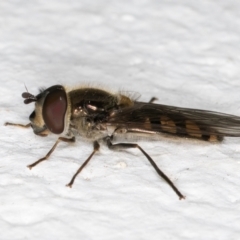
[{"x1": 107, "y1": 102, "x2": 240, "y2": 138}]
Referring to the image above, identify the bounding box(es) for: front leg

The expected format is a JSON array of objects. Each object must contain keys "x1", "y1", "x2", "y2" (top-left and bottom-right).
[
  {"x1": 5, "y1": 122, "x2": 31, "y2": 128},
  {"x1": 28, "y1": 137, "x2": 75, "y2": 169}
]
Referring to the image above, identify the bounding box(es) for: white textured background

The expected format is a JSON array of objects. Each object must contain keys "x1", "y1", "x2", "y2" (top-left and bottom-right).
[{"x1": 1, "y1": 1, "x2": 240, "y2": 239}]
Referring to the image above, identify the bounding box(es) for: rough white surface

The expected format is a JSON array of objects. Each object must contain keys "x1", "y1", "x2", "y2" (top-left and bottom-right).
[{"x1": 1, "y1": 1, "x2": 240, "y2": 239}]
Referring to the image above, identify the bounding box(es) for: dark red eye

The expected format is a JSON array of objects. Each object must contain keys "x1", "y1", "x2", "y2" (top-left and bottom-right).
[{"x1": 42, "y1": 88, "x2": 67, "y2": 134}]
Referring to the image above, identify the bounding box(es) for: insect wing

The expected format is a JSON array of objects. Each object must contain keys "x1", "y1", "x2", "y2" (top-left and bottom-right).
[{"x1": 107, "y1": 102, "x2": 240, "y2": 139}]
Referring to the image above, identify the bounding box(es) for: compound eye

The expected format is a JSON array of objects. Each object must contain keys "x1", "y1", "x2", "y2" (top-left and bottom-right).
[{"x1": 42, "y1": 88, "x2": 67, "y2": 134}]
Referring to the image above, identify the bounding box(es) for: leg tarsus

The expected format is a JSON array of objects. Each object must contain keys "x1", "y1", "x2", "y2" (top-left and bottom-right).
[{"x1": 66, "y1": 141, "x2": 100, "y2": 188}]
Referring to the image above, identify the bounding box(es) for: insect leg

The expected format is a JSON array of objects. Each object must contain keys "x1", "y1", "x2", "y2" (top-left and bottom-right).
[
  {"x1": 5, "y1": 122, "x2": 31, "y2": 128},
  {"x1": 27, "y1": 137, "x2": 75, "y2": 169},
  {"x1": 105, "y1": 137, "x2": 185, "y2": 200},
  {"x1": 148, "y1": 97, "x2": 158, "y2": 103},
  {"x1": 66, "y1": 141, "x2": 100, "y2": 188}
]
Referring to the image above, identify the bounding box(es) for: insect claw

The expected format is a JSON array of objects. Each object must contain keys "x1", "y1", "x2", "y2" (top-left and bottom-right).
[
  {"x1": 27, "y1": 165, "x2": 33, "y2": 170},
  {"x1": 66, "y1": 183, "x2": 72, "y2": 188}
]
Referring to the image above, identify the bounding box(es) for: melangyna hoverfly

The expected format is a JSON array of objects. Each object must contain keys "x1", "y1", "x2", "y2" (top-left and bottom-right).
[{"x1": 5, "y1": 85, "x2": 240, "y2": 199}]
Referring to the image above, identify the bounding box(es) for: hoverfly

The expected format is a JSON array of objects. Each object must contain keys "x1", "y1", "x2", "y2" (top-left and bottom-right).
[{"x1": 5, "y1": 85, "x2": 240, "y2": 199}]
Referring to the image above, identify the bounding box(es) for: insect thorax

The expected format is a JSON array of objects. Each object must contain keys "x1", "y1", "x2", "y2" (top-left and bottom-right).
[{"x1": 67, "y1": 87, "x2": 133, "y2": 139}]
